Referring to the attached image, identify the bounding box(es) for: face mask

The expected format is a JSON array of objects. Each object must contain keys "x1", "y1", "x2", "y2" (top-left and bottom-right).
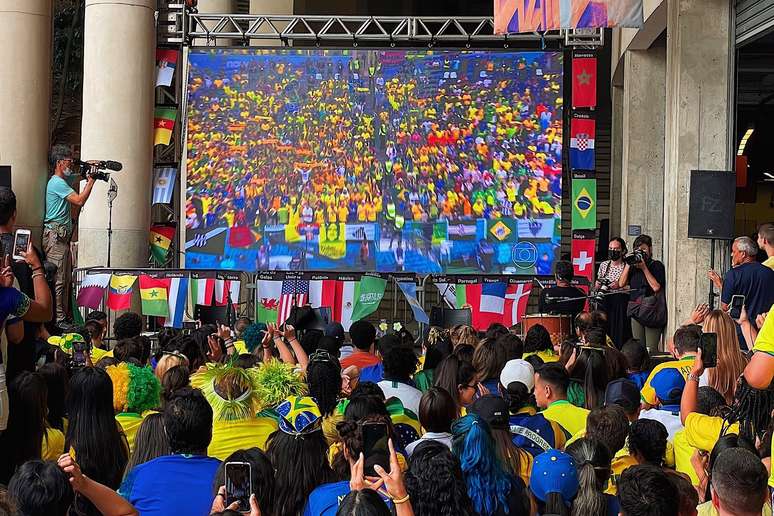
[
  {"x1": 63, "y1": 166, "x2": 74, "y2": 178},
  {"x1": 608, "y1": 250, "x2": 622, "y2": 261}
]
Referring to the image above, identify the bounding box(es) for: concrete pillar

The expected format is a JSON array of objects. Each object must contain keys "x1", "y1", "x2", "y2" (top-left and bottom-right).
[
  {"x1": 79, "y1": 0, "x2": 155, "y2": 268},
  {"x1": 663, "y1": 0, "x2": 733, "y2": 334},
  {"x1": 609, "y1": 84, "x2": 624, "y2": 240},
  {"x1": 0, "y1": 1, "x2": 52, "y2": 242},
  {"x1": 620, "y1": 47, "x2": 666, "y2": 255}
]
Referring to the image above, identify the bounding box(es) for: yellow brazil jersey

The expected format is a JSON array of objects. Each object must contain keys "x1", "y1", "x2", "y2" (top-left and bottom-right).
[
  {"x1": 697, "y1": 501, "x2": 772, "y2": 516},
  {"x1": 684, "y1": 412, "x2": 738, "y2": 453},
  {"x1": 541, "y1": 400, "x2": 589, "y2": 438},
  {"x1": 116, "y1": 412, "x2": 152, "y2": 453},
  {"x1": 640, "y1": 356, "x2": 696, "y2": 406},
  {"x1": 42, "y1": 427, "x2": 65, "y2": 461},
  {"x1": 763, "y1": 256, "x2": 774, "y2": 271},
  {"x1": 208, "y1": 417, "x2": 279, "y2": 460},
  {"x1": 607, "y1": 452, "x2": 638, "y2": 495},
  {"x1": 523, "y1": 349, "x2": 560, "y2": 364},
  {"x1": 753, "y1": 303, "x2": 774, "y2": 355},
  {"x1": 673, "y1": 429, "x2": 701, "y2": 486}
]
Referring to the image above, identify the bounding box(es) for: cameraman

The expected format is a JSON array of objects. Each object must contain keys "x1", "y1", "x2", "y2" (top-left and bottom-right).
[
  {"x1": 44, "y1": 145, "x2": 98, "y2": 324},
  {"x1": 619, "y1": 234, "x2": 666, "y2": 352}
]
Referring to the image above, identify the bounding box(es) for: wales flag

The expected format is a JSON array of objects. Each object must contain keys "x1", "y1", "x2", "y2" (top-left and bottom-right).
[
  {"x1": 572, "y1": 178, "x2": 597, "y2": 230},
  {"x1": 139, "y1": 275, "x2": 170, "y2": 317},
  {"x1": 350, "y1": 276, "x2": 387, "y2": 323}
]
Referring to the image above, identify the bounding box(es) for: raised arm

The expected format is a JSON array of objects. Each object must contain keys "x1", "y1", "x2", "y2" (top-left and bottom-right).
[{"x1": 58, "y1": 455, "x2": 138, "y2": 516}]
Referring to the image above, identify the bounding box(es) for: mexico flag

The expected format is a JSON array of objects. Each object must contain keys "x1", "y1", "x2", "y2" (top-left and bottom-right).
[
  {"x1": 139, "y1": 276, "x2": 170, "y2": 317},
  {"x1": 189, "y1": 277, "x2": 215, "y2": 306},
  {"x1": 154, "y1": 107, "x2": 177, "y2": 146}
]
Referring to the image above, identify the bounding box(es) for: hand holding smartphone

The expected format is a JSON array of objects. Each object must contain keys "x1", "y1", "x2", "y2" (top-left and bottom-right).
[
  {"x1": 362, "y1": 422, "x2": 390, "y2": 477},
  {"x1": 699, "y1": 332, "x2": 718, "y2": 369},
  {"x1": 729, "y1": 295, "x2": 745, "y2": 320},
  {"x1": 13, "y1": 229, "x2": 31, "y2": 261},
  {"x1": 225, "y1": 461, "x2": 252, "y2": 513}
]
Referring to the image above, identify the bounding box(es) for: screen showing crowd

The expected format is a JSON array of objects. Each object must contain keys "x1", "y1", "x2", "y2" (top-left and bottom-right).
[{"x1": 185, "y1": 49, "x2": 563, "y2": 274}]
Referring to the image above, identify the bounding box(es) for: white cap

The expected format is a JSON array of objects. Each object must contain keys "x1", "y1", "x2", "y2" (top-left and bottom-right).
[{"x1": 500, "y1": 359, "x2": 535, "y2": 392}]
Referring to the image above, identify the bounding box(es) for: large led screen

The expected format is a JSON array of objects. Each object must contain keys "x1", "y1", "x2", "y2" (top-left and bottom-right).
[{"x1": 185, "y1": 49, "x2": 563, "y2": 274}]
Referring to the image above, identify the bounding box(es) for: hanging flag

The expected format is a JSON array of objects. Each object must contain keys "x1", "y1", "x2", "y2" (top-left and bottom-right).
[
  {"x1": 256, "y1": 280, "x2": 283, "y2": 324},
  {"x1": 350, "y1": 276, "x2": 387, "y2": 323},
  {"x1": 309, "y1": 279, "x2": 338, "y2": 311},
  {"x1": 334, "y1": 280, "x2": 359, "y2": 331},
  {"x1": 76, "y1": 273, "x2": 111, "y2": 309},
  {"x1": 487, "y1": 219, "x2": 518, "y2": 243},
  {"x1": 152, "y1": 167, "x2": 177, "y2": 205},
  {"x1": 139, "y1": 275, "x2": 170, "y2": 317},
  {"x1": 154, "y1": 107, "x2": 177, "y2": 146},
  {"x1": 228, "y1": 226, "x2": 257, "y2": 248},
  {"x1": 278, "y1": 279, "x2": 310, "y2": 324},
  {"x1": 572, "y1": 232, "x2": 597, "y2": 282},
  {"x1": 570, "y1": 116, "x2": 596, "y2": 170},
  {"x1": 107, "y1": 274, "x2": 137, "y2": 311},
  {"x1": 495, "y1": 0, "x2": 644, "y2": 34},
  {"x1": 504, "y1": 282, "x2": 533, "y2": 327},
  {"x1": 398, "y1": 282, "x2": 429, "y2": 325},
  {"x1": 434, "y1": 282, "x2": 458, "y2": 307},
  {"x1": 189, "y1": 276, "x2": 216, "y2": 306},
  {"x1": 156, "y1": 48, "x2": 179, "y2": 87},
  {"x1": 572, "y1": 178, "x2": 597, "y2": 230},
  {"x1": 572, "y1": 54, "x2": 598, "y2": 108},
  {"x1": 319, "y1": 222, "x2": 346, "y2": 259},
  {"x1": 72, "y1": 289, "x2": 85, "y2": 326},
  {"x1": 150, "y1": 225, "x2": 175, "y2": 265},
  {"x1": 214, "y1": 278, "x2": 241, "y2": 306},
  {"x1": 457, "y1": 282, "x2": 508, "y2": 330},
  {"x1": 164, "y1": 276, "x2": 189, "y2": 329}
]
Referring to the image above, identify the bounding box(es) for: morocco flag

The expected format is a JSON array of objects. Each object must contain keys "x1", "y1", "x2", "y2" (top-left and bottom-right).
[
  {"x1": 154, "y1": 107, "x2": 177, "y2": 146},
  {"x1": 139, "y1": 275, "x2": 170, "y2": 317},
  {"x1": 572, "y1": 54, "x2": 597, "y2": 108},
  {"x1": 150, "y1": 225, "x2": 175, "y2": 265}
]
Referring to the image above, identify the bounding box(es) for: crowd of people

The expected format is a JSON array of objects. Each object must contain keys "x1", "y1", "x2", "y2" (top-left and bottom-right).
[
  {"x1": 185, "y1": 50, "x2": 562, "y2": 238},
  {"x1": 0, "y1": 270, "x2": 773, "y2": 515}
]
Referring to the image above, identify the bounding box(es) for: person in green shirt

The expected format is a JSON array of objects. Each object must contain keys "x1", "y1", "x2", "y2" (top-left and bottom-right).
[{"x1": 44, "y1": 145, "x2": 98, "y2": 323}]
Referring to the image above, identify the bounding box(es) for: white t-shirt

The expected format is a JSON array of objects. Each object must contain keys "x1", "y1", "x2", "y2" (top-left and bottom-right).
[
  {"x1": 405, "y1": 432, "x2": 453, "y2": 457},
  {"x1": 377, "y1": 380, "x2": 423, "y2": 415},
  {"x1": 639, "y1": 408, "x2": 683, "y2": 441}
]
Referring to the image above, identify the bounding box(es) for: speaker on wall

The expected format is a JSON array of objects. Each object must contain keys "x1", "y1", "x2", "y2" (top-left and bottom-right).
[{"x1": 687, "y1": 170, "x2": 735, "y2": 240}]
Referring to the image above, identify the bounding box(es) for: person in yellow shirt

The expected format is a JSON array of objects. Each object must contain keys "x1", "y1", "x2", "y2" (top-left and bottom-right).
[
  {"x1": 105, "y1": 362, "x2": 162, "y2": 453},
  {"x1": 641, "y1": 324, "x2": 701, "y2": 407},
  {"x1": 696, "y1": 447, "x2": 772, "y2": 516},
  {"x1": 757, "y1": 223, "x2": 774, "y2": 270},
  {"x1": 534, "y1": 363, "x2": 590, "y2": 438}
]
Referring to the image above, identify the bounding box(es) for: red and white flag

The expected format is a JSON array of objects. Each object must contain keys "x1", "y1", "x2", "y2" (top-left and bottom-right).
[
  {"x1": 278, "y1": 279, "x2": 309, "y2": 324},
  {"x1": 571, "y1": 237, "x2": 597, "y2": 282},
  {"x1": 76, "y1": 273, "x2": 111, "y2": 309},
  {"x1": 504, "y1": 282, "x2": 533, "y2": 327},
  {"x1": 214, "y1": 279, "x2": 241, "y2": 306}
]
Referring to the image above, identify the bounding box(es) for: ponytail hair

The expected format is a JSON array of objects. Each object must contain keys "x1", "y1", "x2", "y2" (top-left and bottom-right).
[
  {"x1": 541, "y1": 492, "x2": 570, "y2": 516},
  {"x1": 566, "y1": 438, "x2": 611, "y2": 516},
  {"x1": 504, "y1": 381, "x2": 531, "y2": 413},
  {"x1": 451, "y1": 414, "x2": 514, "y2": 516}
]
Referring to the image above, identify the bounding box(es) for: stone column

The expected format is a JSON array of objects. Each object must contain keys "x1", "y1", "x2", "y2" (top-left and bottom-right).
[
  {"x1": 0, "y1": 0, "x2": 52, "y2": 242},
  {"x1": 79, "y1": 0, "x2": 155, "y2": 268},
  {"x1": 620, "y1": 47, "x2": 666, "y2": 255},
  {"x1": 663, "y1": 0, "x2": 733, "y2": 334}
]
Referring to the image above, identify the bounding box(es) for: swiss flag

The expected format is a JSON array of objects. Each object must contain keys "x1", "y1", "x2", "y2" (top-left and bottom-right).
[
  {"x1": 572, "y1": 55, "x2": 597, "y2": 108},
  {"x1": 571, "y1": 237, "x2": 597, "y2": 282},
  {"x1": 503, "y1": 282, "x2": 533, "y2": 327}
]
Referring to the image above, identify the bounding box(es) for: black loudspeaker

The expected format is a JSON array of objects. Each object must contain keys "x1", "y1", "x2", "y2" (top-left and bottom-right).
[
  {"x1": 0, "y1": 166, "x2": 10, "y2": 188},
  {"x1": 688, "y1": 170, "x2": 736, "y2": 240},
  {"x1": 194, "y1": 304, "x2": 231, "y2": 326},
  {"x1": 429, "y1": 306, "x2": 472, "y2": 328}
]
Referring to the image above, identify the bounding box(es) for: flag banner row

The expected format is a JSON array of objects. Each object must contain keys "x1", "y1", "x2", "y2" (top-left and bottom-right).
[
  {"x1": 255, "y1": 275, "x2": 387, "y2": 330},
  {"x1": 76, "y1": 270, "x2": 242, "y2": 329},
  {"x1": 494, "y1": 0, "x2": 643, "y2": 34},
  {"x1": 254, "y1": 270, "x2": 416, "y2": 284},
  {"x1": 155, "y1": 48, "x2": 179, "y2": 87},
  {"x1": 432, "y1": 279, "x2": 533, "y2": 331}
]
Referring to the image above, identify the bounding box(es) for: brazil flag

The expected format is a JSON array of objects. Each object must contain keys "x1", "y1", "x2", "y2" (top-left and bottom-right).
[{"x1": 572, "y1": 178, "x2": 597, "y2": 230}]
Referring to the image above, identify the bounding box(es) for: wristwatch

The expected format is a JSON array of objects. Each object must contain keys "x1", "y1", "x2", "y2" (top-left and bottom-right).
[{"x1": 687, "y1": 373, "x2": 700, "y2": 383}]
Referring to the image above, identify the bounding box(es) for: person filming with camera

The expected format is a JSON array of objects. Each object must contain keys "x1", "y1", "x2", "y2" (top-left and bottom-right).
[
  {"x1": 620, "y1": 234, "x2": 666, "y2": 353},
  {"x1": 44, "y1": 145, "x2": 100, "y2": 324}
]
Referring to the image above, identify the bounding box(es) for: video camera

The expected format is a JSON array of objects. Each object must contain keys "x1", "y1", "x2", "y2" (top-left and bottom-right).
[
  {"x1": 623, "y1": 249, "x2": 647, "y2": 266},
  {"x1": 72, "y1": 159, "x2": 123, "y2": 182}
]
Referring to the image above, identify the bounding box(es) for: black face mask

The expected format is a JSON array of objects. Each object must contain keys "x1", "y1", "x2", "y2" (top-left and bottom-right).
[{"x1": 608, "y1": 250, "x2": 622, "y2": 261}]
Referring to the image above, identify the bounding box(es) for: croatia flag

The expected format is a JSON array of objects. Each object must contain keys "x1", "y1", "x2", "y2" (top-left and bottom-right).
[{"x1": 570, "y1": 116, "x2": 596, "y2": 171}]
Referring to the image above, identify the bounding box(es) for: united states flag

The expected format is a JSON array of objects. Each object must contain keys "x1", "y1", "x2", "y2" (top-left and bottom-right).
[{"x1": 278, "y1": 279, "x2": 309, "y2": 324}]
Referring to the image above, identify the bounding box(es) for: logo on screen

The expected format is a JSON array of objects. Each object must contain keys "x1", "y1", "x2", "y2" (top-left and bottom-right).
[{"x1": 512, "y1": 242, "x2": 538, "y2": 269}]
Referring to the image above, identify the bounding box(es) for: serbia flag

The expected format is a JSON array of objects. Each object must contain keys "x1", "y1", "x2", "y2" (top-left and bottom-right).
[{"x1": 570, "y1": 117, "x2": 596, "y2": 171}]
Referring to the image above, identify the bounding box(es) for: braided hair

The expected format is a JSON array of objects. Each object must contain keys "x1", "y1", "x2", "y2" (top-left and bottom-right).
[
  {"x1": 405, "y1": 440, "x2": 476, "y2": 516},
  {"x1": 723, "y1": 376, "x2": 774, "y2": 444}
]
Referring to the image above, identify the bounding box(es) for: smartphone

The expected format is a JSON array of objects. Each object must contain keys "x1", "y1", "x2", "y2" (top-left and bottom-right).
[
  {"x1": 729, "y1": 295, "x2": 745, "y2": 320},
  {"x1": 699, "y1": 332, "x2": 718, "y2": 369},
  {"x1": 13, "y1": 229, "x2": 30, "y2": 261},
  {"x1": 225, "y1": 461, "x2": 251, "y2": 513},
  {"x1": 362, "y1": 422, "x2": 390, "y2": 477},
  {"x1": 72, "y1": 340, "x2": 89, "y2": 368}
]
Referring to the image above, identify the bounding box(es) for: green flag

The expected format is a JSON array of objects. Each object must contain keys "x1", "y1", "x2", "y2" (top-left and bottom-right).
[
  {"x1": 71, "y1": 289, "x2": 85, "y2": 326},
  {"x1": 350, "y1": 276, "x2": 387, "y2": 323},
  {"x1": 572, "y1": 178, "x2": 597, "y2": 230},
  {"x1": 431, "y1": 221, "x2": 448, "y2": 245}
]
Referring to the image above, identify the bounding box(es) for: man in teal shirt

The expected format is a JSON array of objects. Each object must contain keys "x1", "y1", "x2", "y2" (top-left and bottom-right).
[{"x1": 44, "y1": 145, "x2": 97, "y2": 323}]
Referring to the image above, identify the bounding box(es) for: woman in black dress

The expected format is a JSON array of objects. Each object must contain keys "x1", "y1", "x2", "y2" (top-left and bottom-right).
[{"x1": 595, "y1": 237, "x2": 631, "y2": 348}]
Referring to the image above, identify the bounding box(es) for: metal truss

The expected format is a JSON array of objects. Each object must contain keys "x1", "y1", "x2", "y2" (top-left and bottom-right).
[{"x1": 161, "y1": 11, "x2": 602, "y2": 47}]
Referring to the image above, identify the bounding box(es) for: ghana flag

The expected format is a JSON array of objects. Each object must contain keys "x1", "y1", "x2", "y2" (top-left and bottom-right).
[
  {"x1": 150, "y1": 225, "x2": 175, "y2": 265},
  {"x1": 154, "y1": 107, "x2": 177, "y2": 146},
  {"x1": 139, "y1": 275, "x2": 170, "y2": 317}
]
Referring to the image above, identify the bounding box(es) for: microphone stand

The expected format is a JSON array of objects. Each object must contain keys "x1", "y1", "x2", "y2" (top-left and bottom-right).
[{"x1": 106, "y1": 178, "x2": 118, "y2": 268}]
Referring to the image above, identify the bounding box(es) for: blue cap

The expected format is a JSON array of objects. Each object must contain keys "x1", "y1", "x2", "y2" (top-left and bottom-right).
[
  {"x1": 604, "y1": 378, "x2": 640, "y2": 413},
  {"x1": 651, "y1": 368, "x2": 686, "y2": 405},
  {"x1": 530, "y1": 449, "x2": 579, "y2": 505}
]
